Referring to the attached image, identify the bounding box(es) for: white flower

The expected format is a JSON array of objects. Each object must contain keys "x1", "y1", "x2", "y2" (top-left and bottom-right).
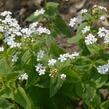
[
  {"x1": 35, "y1": 63, "x2": 46, "y2": 75},
  {"x1": 0, "y1": 46, "x2": 4, "y2": 52},
  {"x1": 35, "y1": 63, "x2": 43, "y2": 71},
  {"x1": 21, "y1": 28, "x2": 32, "y2": 37},
  {"x1": 12, "y1": 54, "x2": 18, "y2": 62},
  {"x1": 29, "y1": 22, "x2": 38, "y2": 32},
  {"x1": 82, "y1": 26, "x2": 90, "y2": 34},
  {"x1": 68, "y1": 52, "x2": 79, "y2": 59},
  {"x1": 93, "y1": 5, "x2": 107, "y2": 11},
  {"x1": 36, "y1": 26, "x2": 51, "y2": 35},
  {"x1": 80, "y1": 9, "x2": 88, "y2": 14},
  {"x1": 100, "y1": 16, "x2": 106, "y2": 21},
  {"x1": 104, "y1": 33, "x2": 109, "y2": 43},
  {"x1": 38, "y1": 68, "x2": 46, "y2": 76},
  {"x1": 97, "y1": 64, "x2": 109, "y2": 74},
  {"x1": 58, "y1": 54, "x2": 67, "y2": 62},
  {"x1": 0, "y1": 11, "x2": 12, "y2": 16},
  {"x1": 18, "y1": 73, "x2": 28, "y2": 81},
  {"x1": 34, "y1": 8, "x2": 45, "y2": 16},
  {"x1": 97, "y1": 27, "x2": 108, "y2": 38},
  {"x1": 60, "y1": 74, "x2": 66, "y2": 80},
  {"x1": 69, "y1": 17, "x2": 77, "y2": 28},
  {"x1": 37, "y1": 50, "x2": 45, "y2": 61},
  {"x1": 98, "y1": 6, "x2": 107, "y2": 11},
  {"x1": 85, "y1": 33, "x2": 97, "y2": 45},
  {"x1": 48, "y1": 59, "x2": 57, "y2": 66}
]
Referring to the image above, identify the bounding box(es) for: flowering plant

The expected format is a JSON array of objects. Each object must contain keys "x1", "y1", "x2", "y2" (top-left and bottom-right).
[{"x1": 0, "y1": 2, "x2": 109, "y2": 109}]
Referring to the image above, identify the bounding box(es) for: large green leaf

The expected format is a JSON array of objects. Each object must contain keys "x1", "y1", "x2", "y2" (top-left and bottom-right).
[
  {"x1": 0, "y1": 58, "x2": 11, "y2": 74},
  {"x1": 21, "y1": 50, "x2": 31, "y2": 65},
  {"x1": 100, "y1": 100, "x2": 109, "y2": 109},
  {"x1": 67, "y1": 34, "x2": 82, "y2": 44},
  {"x1": 50, "y1": 74, "x2": 63, "y2": 97},
  {"x1": 0, "y1": 99, "x2": 14, "y2": 109},
  {"x1": 53, "y1": 15, "x2": 72, "y2": 37},
  {"x1": 49, "y1": 41, "x2": 64, "y2": 57},
  {"x1": 14, "y1": 86, "x2": 33, "y2": 109},
  {"x1": 45, "y1": 2, "x2": 59, "y2": 17}
]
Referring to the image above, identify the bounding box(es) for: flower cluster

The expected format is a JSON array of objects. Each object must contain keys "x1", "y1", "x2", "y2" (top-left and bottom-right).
[
  {"x1": 36, "y1": 51, "x2": 79, "y2": 80},
  {"x1": 80, "y1": 9, "x2": 88, "y2": 14},
  {"x1": 58, "y1": 52, "x2": 79, "y2": 62},
  {"x1": 0, "y1": 10, "x2": 51, "y2": 49},
  {"x1": 34, "y1": 8, "x2": 45, "y2": 16},
  {"x1": 93, "y1": 5, "x2": 107, "y2": 11}
]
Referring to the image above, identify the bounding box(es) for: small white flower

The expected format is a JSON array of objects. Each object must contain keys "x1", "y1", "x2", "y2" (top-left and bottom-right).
[
  {"x1": 29, "y1": 22, "x2": 38, "y2": 32},
  {"x1": 36, "y1": 26, "x2": 51, "y2": 35},
  {"x1": 38, "y1": 68, "x2": 46, "y2": 76},
  {"x1": 34, "y1": 8, "x2": 45, "y2": 16},
  {"x1": 19, "y1": 73, "x2": 28, "y2": 81},
  {"x1": 35, "y1": 63, "x2": 46, "y2": 75},
  {"x1": 100, "y1": 16, "x2": 106, "y2": 21},
  {"x1": 69, "y1": 52, "x2": 79, "y2": 59},
  {"x1": 58, "y1": 54, "x2": 67, "y2": 62},
  {"x1": 85, "y1": 33, "x2": 97, "y2": 45},
  {"x1": 97, "y1": 64, "x2": 109, "y2": 74},
  {"x1": 37, "y1": 50, "x2": 45, "y2": 61},
  {"x1": 21, "y1": 28, "x2": 32, "y2": 37},
  {"x1": 48, "y1": 59, "x2": 57, "y2": 66},
  {"x1": 0, "y1": 11, "x2": 12, "y2": 16},
  {"x1": 82, "y1": 26, "x2": 90, "y2": 34},
  {"x1": 0, "y1": 46, "x2": 4, "y2": 52},
  {"x1": 97, "y1": 27, "x2": 108, "y2": 38},
  {"x1": 93, "y1": 5, "x2": 107, "y2": 11},
  {"x1": 98, "y1": 6, "x2": 107, "y2": 11},
  {"x1": 60, "y1": 74, "x2": 66, "y2": 80},
  {"x1": 104, "y1": 33, "x2": 109, "y2": 43},
  {"x1": 12, "y1": 54, "x2": 18, "y2": 62},
  {"x1": 35, "y1": 63, "x2": 43, "y2": 71},
  {"x1": 69, "y1": 17, "x2": 77, "y2": 28},
  {"x1": 80, "y1": 9, "x2": 88, "y2": 14}
]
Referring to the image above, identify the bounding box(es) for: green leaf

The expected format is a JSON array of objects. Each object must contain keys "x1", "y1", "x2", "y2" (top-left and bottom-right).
[
  {"x1": 0, "y1": 99, "x2": 14, "y2": 109},
  {"x1": 0, "y1": 58, "x2": 11, "y2": 75},
  {"x1": 79, "y1": 39, "x2": 90, "y2": 55},
  {"x1": 100, "y1": 100, "x2": 109, "y2": 109},
  {"x1": 53, "y1": 15, "x2": 72, "y2": 37},
  {"x1": 26, "y1": 14, "x2": 44, "y2": 22},
  {"x1": 77, "y1": 22, "x2": 88, "y2": 34},
  {"x1": 87, "y1": 44, "x2": 100, "y2": 55},
  {"x1": 14, "y1": 86, "x2": 33, "y2": 109},
  {"x1": 21, "y1": 50, "x2": 31, "y2": 65},
  {"x1": 67, "y1": 34, "x2": 82, "y2": 43},
  {"x1": 83, "y1": 84, "x2": 96, "y2": 105},
  {"x1": 50, "y1": 74, "x2": 63, "y2": 97},
  {"x1": 0, "y1": 86, "x2": 14, "y2": 99},
  {"x1": 49, "y1": 41, "x2": 64, "y2": 57},
  {"x1": 67, "y1": 22, "x2": 88, "y2": 43},
  {"x1": 45, "y1": 2, "x2": 59, "y2": 17},
  {"x1": 94, "y1": 76, "x2": 107, "y2": 88}
]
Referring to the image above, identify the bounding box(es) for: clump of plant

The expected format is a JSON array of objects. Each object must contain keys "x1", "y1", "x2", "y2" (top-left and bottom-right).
[{"x1": 0, "y1": 2, "x2": 109, "y2": 109}]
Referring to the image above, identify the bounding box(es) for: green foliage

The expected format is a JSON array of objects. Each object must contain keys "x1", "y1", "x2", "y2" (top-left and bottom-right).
[{"x1": 0, "y1": 2, "x2": 109, "y2": 109}]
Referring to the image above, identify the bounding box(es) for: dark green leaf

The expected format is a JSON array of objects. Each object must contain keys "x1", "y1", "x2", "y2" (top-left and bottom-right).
[
  {"x1": 53, "y1": 15, "x2": 72, "y2": 37},
  {"x1": 50, "y1": 75, "x2": 63, "y2": 97}
]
